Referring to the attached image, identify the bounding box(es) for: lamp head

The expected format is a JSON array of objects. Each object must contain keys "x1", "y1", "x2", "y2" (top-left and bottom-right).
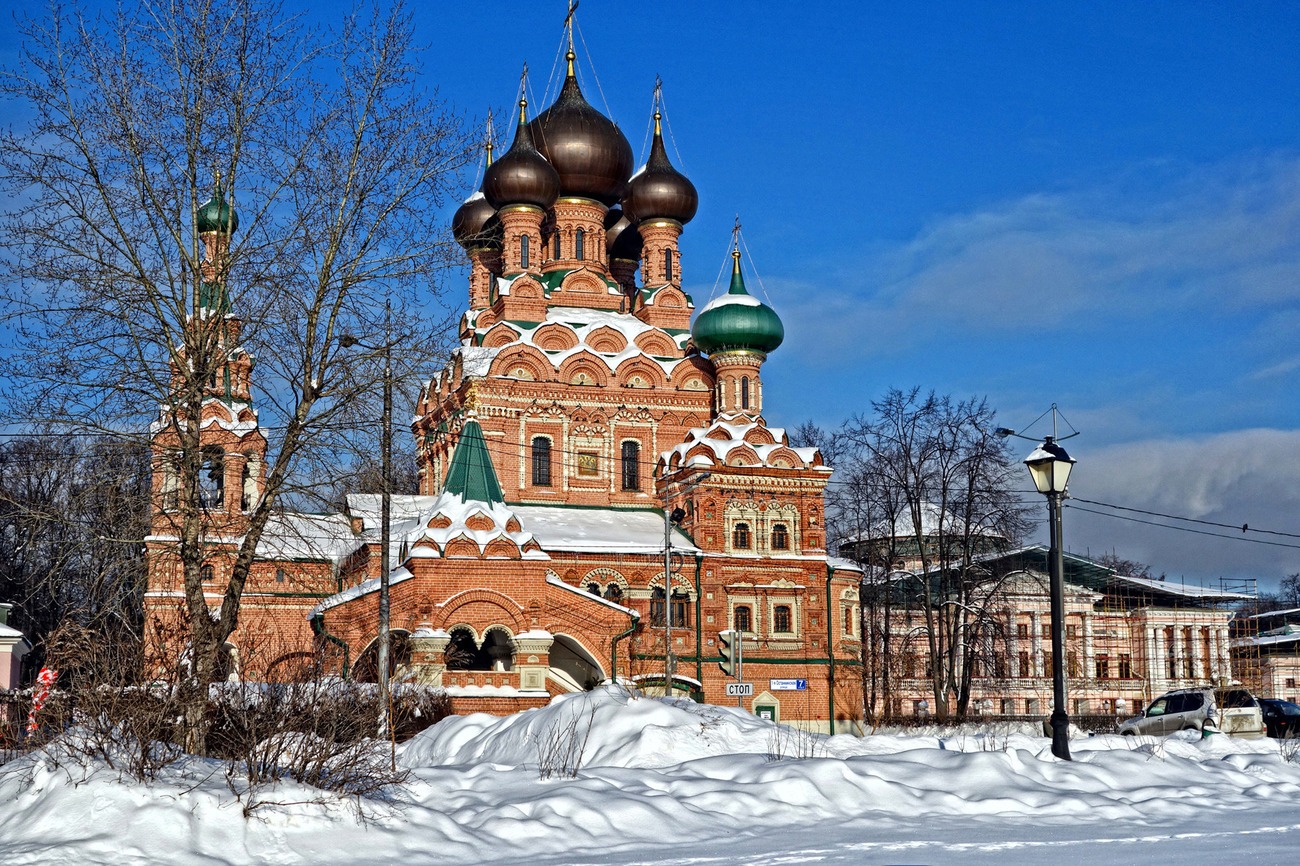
[{"x1": 1024, "y1": 435, "x2": 1076, "y2": 495}]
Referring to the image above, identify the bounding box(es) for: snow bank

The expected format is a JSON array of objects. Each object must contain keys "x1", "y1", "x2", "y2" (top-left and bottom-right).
[{"x1": 3, "y1": 686, "x2": 1300, "y2": 865}]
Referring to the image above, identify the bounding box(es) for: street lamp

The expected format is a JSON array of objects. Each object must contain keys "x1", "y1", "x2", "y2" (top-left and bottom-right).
[
  {"x1": 338, "y1": 318, "x2": 394, "y2": 740},
  {"x1": 1024, "y1": 435, "x2": 1076, "y2": 760}
]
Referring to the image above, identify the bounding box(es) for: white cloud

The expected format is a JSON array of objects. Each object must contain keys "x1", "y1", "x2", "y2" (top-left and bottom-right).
[
  {"x1": 1062, "y1": 428, "x2": 1300, "y2": 592},
  {"x1": 777, "y1": 155, "x2": 1300, "y2": 360}
]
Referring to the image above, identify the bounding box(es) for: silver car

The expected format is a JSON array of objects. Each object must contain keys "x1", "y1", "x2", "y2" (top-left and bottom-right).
[{"x1": 1118, "y1": 687, "x2": 1265, "y2": 738}]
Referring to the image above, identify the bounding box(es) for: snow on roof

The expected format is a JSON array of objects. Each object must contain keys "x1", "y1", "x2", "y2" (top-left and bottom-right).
[
  {"x1": 349, "y1": 491, "x2": 546, "y2": 561},
  {"x1": 547, "y1": 573, "x2": 640, "y2": 618},
  {"x1": 697, "y1": 291, "x2": 762, "y2": 313},
  {"x1": 513, "y1": 505, "x2": 699, "y2": 555},
  {"x1": 1108, "y1": 573, "x2": 1254, "y2": 601},
  {"x1": 826, "y1": 556, "x2": 864, "y2": 574},
  {"x1": 1247, "y1": 606, "x2": 1300, "y2": 620},
  {"x1": 0, "y1": 623, "x2": 27, "y2": 641},
  {"x1": 255, "y1": 512, "x2": 361, "y2": 562},
  {"x1": 311, "y1": 565, "x2": 416, "y2": 615},
  {"x1": 474, "y1": 304, "x2": 692, "y2": 377},
  {"x1": 1241, "y1": 631, "x2": 1300, "y2": 648},
  {"x1": 658, "y1": 416, "x2": 824, "y2": 473},
  {"x1": 458, "y1": 345, "x2": 499, "y2": 376}
]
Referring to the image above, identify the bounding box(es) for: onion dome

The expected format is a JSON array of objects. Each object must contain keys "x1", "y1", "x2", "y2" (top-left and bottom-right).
[
  {"x1": 604, "y1": 207, "x2": 643, "y2": 260},
  {"x1": 453, "y1": 140, "x2": 503, "y2": 249},
  {"x1": 692, "y1": 250, "x2": 784, "y2": 355},
  {"x1": 529, "y1": 52, "x2": 633, "y2": 206},
  {"x1": 197, "y1": 184, "x2": 238, "y2": 235},
  {"x1": 623, "y1": 109, "x2": 697, "y2": 225},
  {"x1": 483, "y1": 99, "x2": 560, "y2": 210},
  {"x1": 452, "y1": 192, "x2": 501, "y2": 249}
]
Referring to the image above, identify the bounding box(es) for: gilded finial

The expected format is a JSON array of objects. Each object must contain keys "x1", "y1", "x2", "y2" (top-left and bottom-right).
[
  {"x1": 484, "y1": 111, "x2": 495, "y2": 166},
  {"x1": 731, "y1": 248, "x2": 741, "y2": 272},
  {"x1": 464, "y1": 384, "x2": 479, "y2": 416},
  {"x1": 653, "y1": 109, "x2": 662, "y2": 137},
  {"x1": 518, "y1": 97, "x2": 528, "y2": 126}
]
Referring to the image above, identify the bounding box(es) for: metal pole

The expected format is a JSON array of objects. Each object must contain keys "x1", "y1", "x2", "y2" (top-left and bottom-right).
[
  {"x1": 1047, "y1": 490, "x2": 1071, "y2": 760},
  {"x1": 376, "y1": 311, "x2": 392, "y2": 740},
  {"x1": 663, "y1": 500, "x2": 673, "y2": 698},
  {"x1": 736, "y1": 632, "x2": 743, "y2": 708}
]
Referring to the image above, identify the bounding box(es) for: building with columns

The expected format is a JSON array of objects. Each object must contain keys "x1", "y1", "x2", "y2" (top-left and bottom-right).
[
  {"x1": 144, "y1": 32, "x2": 863, "y2": 731},
  {"x1": 857, "y1": 545, "x2": 1249, "y2": 720}
]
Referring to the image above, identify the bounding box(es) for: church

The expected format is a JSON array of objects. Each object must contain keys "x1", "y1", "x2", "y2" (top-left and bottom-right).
[{"x1": 145, "y1": 30, "x2": 865, "y2": 733}]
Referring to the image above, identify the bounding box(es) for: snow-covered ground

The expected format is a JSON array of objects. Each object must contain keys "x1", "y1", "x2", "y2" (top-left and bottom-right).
[{"x1": 3, "y1": 686, "x2": 1300, "y2": 865}]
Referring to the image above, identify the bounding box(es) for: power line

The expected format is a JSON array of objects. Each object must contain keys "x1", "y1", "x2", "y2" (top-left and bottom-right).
[
  {"x1": 1070, "y1": 496, "x2": 1300, "y2": 540},
  {"x1": 1065, "y1": 503, "x2": 1300, "y2": 551}
]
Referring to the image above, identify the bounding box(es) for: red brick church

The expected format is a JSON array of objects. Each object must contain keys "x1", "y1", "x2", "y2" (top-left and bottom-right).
[{"x1": 145, "y1": 31, "x2": 864, "y2": 732}]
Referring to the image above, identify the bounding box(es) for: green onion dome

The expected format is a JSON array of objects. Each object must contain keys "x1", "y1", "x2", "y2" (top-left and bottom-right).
[
  {"x1": 483, "y1": 99, "x2": 560, "y2": 211},
  {"x1": 691, "y1": 250, "x2": 784, "y2": 355},
  {"x1": 623, "y1": 110, "x2": 697, "y2": 225},
  {"x1": 529, "y1": 52, "x2": 633, "y2": 207},
  {"x1": 196, "y1": 184, "x2": 238, "y2": 235}
]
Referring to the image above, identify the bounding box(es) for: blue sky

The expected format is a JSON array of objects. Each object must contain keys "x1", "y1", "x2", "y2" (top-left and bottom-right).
[
  {"x1": 412, "y1": 1, "x2": 1300, "y2": 589},
  {"x1": 5, "y1": 2, "x2": 1299, "y2": 589}
]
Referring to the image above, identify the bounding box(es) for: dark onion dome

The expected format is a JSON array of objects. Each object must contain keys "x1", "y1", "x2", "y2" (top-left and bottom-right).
[
  {"x1": 604, "y1": 207, "x2": 642, "y2": 259},
  {"x1": 452, "y1": 191, "x2": 502, "y2": 249},
  {"x1": 529, "y1": 52, "x2": 633, "y2": 206},
  {"x1": 692, "y1": 250, "x2": 784, "y2": 355},
  {"x1": 623, "y1": 110, "x2": 697, "y2": 225},
  {"x1": 196, "y1": 184, "x2": 238, "y2": 235},
  {"x1": 483, "y1": 99, "x2": 560, "y2": 210}
]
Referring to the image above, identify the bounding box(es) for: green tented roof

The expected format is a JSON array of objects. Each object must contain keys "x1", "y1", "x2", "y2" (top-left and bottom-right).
[{"x1": 442, "y1": 419, "x2": 504, "y2": 504}]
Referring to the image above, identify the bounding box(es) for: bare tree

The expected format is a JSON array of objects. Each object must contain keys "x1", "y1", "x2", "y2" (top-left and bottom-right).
[
  {"x1": 1, "y1": 0, "x2": 471, "y2": 753},
  {"x1": 835, "y1": 388, "x2": 1031, "y2": 722}
]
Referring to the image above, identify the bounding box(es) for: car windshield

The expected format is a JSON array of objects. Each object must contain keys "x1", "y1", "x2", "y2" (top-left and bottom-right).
[{"x1": 1146, "y1": 698, "x2": 1167, "y2": 717}]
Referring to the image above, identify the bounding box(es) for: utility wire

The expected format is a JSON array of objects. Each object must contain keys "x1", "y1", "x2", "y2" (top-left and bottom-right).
[
  {"x1": 1070, "y1": 496, "x2": 1300, "y2": 540},
  {"x1": 1066, "y1": 503, "x2": 1300, "y2": 551}
]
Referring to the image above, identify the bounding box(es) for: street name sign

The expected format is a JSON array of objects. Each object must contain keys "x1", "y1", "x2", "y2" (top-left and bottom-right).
[{"x1": 769, "y1": 678, "x2": 808, "y2": 691}]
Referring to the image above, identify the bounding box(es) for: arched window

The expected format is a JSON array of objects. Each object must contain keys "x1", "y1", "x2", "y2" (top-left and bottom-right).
[
  {"x1": 587, "y1": 582, "x2": 602, "y2": 595},
  {"x1": 740, "y1": 376, "x2": 750, "y2": 410},
  {"x1": 199, "y1": 447, "x2": 224, "y2": 508},
  {"x1": 670, "y1": 589, "x2": 689, "y2": 627},
  {"x1": 664, "y1": 248, "x2": 673, "y2": 282},
  {"x1": 603, "y1": 584, "x2": 623, "y2": 602},
  {"x1": 733, "y1": 522, "x2": 751, "y2": 549},
  {"x1": 520, "y1": 234, "x2": 530, "y2": 269},
  {"x1": 240, "y1": 454, "x2": 258, "y2": 511},
  {"x1": 620, "y1": 440, "x2": 640, "y2": 491},
  {"x1": 650, "y1": 586, "x2": 666, "y2": 627},
  {"x1": 553, "y1": 231, "x2": 561, "y2": 260},
  {"x1": 771, "y1": 523, "x2": 789, "y2": 550},
  {"x1": 575, "y1": 228, "x2": 585, "y2": 261},
  {"x1": 734, "y1": 604, "x2": 752, "y2": 633},
  {"x1": 200, "y1": 564, "x2": 215, "y2": 583},
  {"x1": 773, "y1": 604, "x2": 793, "y2": 634},
  {"x1": 531, "y1": 436, "x2": 551, "y2": 487}
]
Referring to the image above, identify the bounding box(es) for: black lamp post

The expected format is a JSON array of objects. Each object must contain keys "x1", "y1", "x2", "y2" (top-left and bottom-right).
[{"x1": 1024, "y1": 436, "x2": 1076, "y2": 760}]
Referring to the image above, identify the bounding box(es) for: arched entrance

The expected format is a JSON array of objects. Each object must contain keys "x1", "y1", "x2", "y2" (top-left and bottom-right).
[{"x1": 549, "y1": 634, "x2": 604, "y2": 691}]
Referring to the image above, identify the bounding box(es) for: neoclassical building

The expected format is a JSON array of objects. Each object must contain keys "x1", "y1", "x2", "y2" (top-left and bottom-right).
[{"x1": 145, "y1": 35, "x2": 863, "y2": 731}]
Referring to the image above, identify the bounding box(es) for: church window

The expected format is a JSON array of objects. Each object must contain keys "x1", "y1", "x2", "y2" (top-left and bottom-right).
[
  {"x1": 201, "y1": 564, "x2": 215, "y2": 583},
  {"x1": 671, "y1": 590, "x2": 689, "y2": 628},
  {"x1": 275, "y1": 568, "x2": 285, "y2": 584},
  {"x1": 587, "y1": 582, "x2": 602, "y2": 596},
  {"x1": 575, "y1": 228, "x2": 585, "y2": 260},
  {"x1": 161, "y1": 460, "x2": 179, "y2": 511},
  {"x1": 520, "y1": 234, "x2": 530, "y2": 269},
  {"x1": 620, "y1": 441, "x2": 640, "y2": 491},
  {"x1": 531, "y1": 437, "x2": 552, "y2": 487},
  {"x1": 732, "y1": 522, "x2": 751, "y2": 549},
  {"x1": 650, "y1": 587, "x2": 666, "y2": 627},
  {"x1": 741, "y1": 376, "x2": 750, "y2": 410},
  {"x1": 240, "y1": 454, "x2": 258, "y2": 511},
  {"x1": 603, "y1": 584, "x2": 623, "y2": 602},
  {"x1": 553, "y1": 232, "x2": 561, "y2": 259},
  {"x1": 664, "y1": 248, "x2": 673, "y2": 282},
  {"x1": 773, "y1": 605, "x2": 793, "y2": 634},
  {"x1": 199, "y1": 446, "x2": 224, "y2": 509},
  {"x1": 734, "y1": 604, "x2": 752, "y2": 633},
  {"x1": 771, "y1": 523, "x2": 789, "y2": 550}
]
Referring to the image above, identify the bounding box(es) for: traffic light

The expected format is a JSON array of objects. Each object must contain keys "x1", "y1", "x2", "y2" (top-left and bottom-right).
[{"x1": 718, "y1": 629, "x2": 738, "y2": 677}]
